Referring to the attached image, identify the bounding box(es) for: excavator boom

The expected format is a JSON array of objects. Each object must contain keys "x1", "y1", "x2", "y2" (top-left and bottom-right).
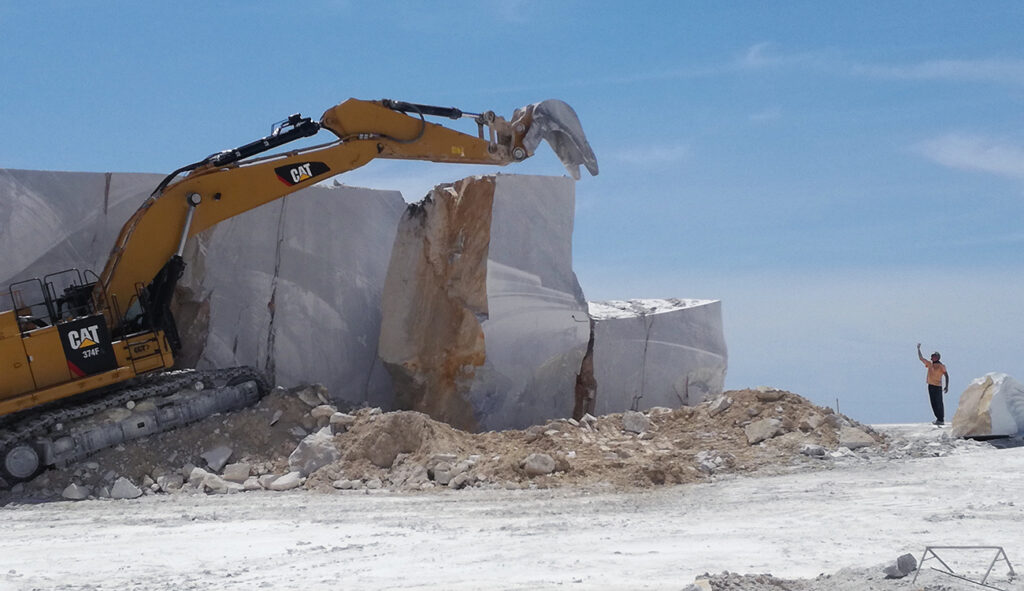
[{"x1": 97, "y1": 98, "x2": 597, "y2": 336}]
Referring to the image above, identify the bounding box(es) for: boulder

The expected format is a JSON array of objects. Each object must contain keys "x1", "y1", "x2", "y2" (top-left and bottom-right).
[
  {"x1": 61, "y1": 483, "x2": 90, "y2": 500},
  {"x1": 295, "y1": 385, "x2": 329, "y2": 408},
  {"x1": 522, "y1": 453, "x2": 556, "y2": 476},
  {"x1": 883, "y1": 553, "x2": 918, "y2": 579},
  {"x1": 288, "y1": 427, "x2": 340, "y2": 476},
  {"x1": 389, "y1": 462, "x2": 429, "y2": 490},
  {"x1": 221, "y1": 463, "x2": 251, "y2": 484},
  {"x1": 188, "y1": 467, "x2": 211, "y2": 487},
  {"x1": 838, "y1": 426, "x2": 875, "y2": 450},
  {"x1": 430, "y1": 461, "x2": 456, "y2": 485},
  {"x1": 898, "y1": 553, "x2": 918, "y2": 574},
  {"x1": 200, "y1": 446, "x2": 233, "y2": 473},
  {"x1": 799, "y1": 444, "x2": 827, "y2": 457},
  {"x1": 589, "y1": 299, "x2": 727, "y2": 415},
  {"x1": 379, "y1": 175, "x2": 590, "y2": 431},
  {"x1": 622, "y1": 411, "x2": 651, "y2": 434},
  {"x1": 310, "y1": 405, "x2": 337, "y2": 428},
  {"x1": 708, "y1": 395, "x2": 732, "y2": 417},
  {"x1": 329, "y1": 412, "x2": 357, "y2": 433},
  {"x1": 755, "y1": 387, "x2": 786, "y2": 402},
  {"x1": 745, "y1": 418, "x2": 782, "y2": 445},
  {"x1": 156, "y1": 473, "x2": 184, "y2": 492},
  {"x1": 110, "y1": 477, "x2": 143, "y2": 500},
  {"x1": 952, "y1": 373, "x2": 1024, "y2": 437},
  {"x1": 332, "y1": 479, "x2": 362, "y2": 490},
  {"x1": 267, "y1": 471, "x2": 304, "y2": 491},
  {"x1": 201, "y1": 473, "x2": 244, "y2": 494}
]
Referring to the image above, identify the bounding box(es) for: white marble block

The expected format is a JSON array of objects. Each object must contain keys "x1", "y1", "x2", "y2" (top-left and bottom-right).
[
  {"x1": 0, "y1": 168, "x2": 164, "y2": 286},
  {"x1": 588, "y1": 299, "x2": 727, "y2": 415},
  {"x1": 0, "y1": 169, "x2": 405, "y2": 409},
  {"x1": 176, "y1": 182, "x2": 406, "y2": 408},
  {"x1": 952, "y1": 373, "x2": 1024, "y2": 437},
  {"x1": 378, "y1": 174, "x2": 591, "y2": 431}
]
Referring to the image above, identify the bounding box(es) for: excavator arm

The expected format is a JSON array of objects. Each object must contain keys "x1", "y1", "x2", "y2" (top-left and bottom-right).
[{"x1": 96, "y1": 98, "x2": 598, "y2": 340}]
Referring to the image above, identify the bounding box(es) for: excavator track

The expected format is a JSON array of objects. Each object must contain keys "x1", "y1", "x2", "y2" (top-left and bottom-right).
[{"x1": 0, "y1": 367, "x2": 269, "y2": 485}]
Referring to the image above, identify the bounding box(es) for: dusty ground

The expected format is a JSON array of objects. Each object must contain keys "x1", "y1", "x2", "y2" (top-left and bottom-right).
[
  {"x1": 2, "y1": 436, "x2": 1020, "y2": 590},
  {"x1": 2, "y1": 385, "x2": 1014, "y2": 590}
]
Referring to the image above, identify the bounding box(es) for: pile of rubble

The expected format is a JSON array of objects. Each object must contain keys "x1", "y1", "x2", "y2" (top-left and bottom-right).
[{"x1": 1, "y1": 384, "x2": 989, "y2": 503}]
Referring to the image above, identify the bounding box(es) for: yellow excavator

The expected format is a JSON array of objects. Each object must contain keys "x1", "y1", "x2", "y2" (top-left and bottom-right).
[{"x1": 0, "y1": 97, "x2": 598, "y2": 483}]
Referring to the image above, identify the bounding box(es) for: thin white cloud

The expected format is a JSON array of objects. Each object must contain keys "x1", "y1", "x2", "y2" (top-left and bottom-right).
[
  {"x1": 749, "y1": 107, "x2": 782, "y2": 123},
  {"x1": 738, "y1": 42, "x2": 832, "y2": 70},
  {"x1": 917, "y1": 134, "x2": 1024, "y2": 180},
  {"x1": 739, "y1": 42, "x2": 1024, "y2": 86},
  {"x1": 612, "y1": 144, "x2": 690, "y2": 167},
  {"x1": 853, "y1": 58, "x2": 1024, "y2": 85},
  {"x1": 491, "y1": 0, "x2": 531, "y2": 24}
]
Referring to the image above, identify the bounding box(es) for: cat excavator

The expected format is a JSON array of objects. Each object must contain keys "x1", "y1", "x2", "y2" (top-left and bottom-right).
[{"x1": 0, "y1": 97, "x2": 598, "y2": 484}]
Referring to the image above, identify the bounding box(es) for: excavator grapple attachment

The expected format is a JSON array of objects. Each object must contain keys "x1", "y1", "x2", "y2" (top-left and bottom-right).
[{"x1": 515, "y1": 99, "x2": 599, "y2": 180}]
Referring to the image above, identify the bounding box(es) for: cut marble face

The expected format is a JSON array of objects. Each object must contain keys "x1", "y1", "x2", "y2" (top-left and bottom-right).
[
  {"x1": 378, "y1": 174, "x2": 590, "y2": 431},
  {"x1": 588, "y1": 299, "x2": 727, "y2": 415}
]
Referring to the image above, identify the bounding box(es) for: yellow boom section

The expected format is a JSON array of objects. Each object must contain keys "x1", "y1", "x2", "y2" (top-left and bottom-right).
[{"x1": 95, "y1": 98, "x2": 525, "y2": 324}]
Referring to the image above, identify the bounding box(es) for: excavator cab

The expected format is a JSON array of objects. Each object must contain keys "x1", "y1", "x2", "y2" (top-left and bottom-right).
[
  {"x1": 0, "y1": 267, "x2": 174, "y2": 421},
  {"x1": 6, "y1": 269, "x2": 99, "y2": 332}
]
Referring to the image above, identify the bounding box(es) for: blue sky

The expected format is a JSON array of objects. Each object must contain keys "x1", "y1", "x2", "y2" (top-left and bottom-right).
[{"x1": 3, "y1": 1, "x2": 1024, "y2": 423}]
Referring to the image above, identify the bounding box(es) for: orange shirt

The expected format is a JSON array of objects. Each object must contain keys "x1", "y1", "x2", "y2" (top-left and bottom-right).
[{"x1": 923, "y1": 360, "x2": 946, "y2": 386}]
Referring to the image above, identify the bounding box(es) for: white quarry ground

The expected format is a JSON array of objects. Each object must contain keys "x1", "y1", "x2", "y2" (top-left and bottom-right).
[{"x1": 2, "y1": 424, "x2": 1022, "y2": 591}]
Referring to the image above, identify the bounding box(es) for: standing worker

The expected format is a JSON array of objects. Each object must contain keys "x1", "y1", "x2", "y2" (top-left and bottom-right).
[{"x1": 917, "y1": 343, "x2": 949, "y2": 425}]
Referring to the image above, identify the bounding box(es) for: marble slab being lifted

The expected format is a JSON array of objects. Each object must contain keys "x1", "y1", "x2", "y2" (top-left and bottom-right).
[
  {"x1": 0, "y1": 168, "x2": 405, "y2": 409},
  {"x1": 378, "y1": 174, "x2": 591, "y2": 432},
  {"x1": 587, "y1": 299, "x2": 727, "y2": 415},
  {"x1": 952, "y1": 372, "x2": 1024, "y2": 437}
]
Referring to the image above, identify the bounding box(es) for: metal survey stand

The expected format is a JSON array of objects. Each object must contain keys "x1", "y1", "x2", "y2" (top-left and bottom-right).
[{"x1": 912, "y1": 546, "x2": 1015, "y2": 590}]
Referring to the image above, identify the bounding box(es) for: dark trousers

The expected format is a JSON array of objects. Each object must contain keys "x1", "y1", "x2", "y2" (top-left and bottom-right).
[{"x1": 928, "y1": 384, "x2": 944, "y2": 422}]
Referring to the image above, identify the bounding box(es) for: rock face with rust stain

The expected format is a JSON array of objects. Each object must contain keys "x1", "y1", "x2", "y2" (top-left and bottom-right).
[
  {"x1": 952, "y1": 372, "x2": 1024, "y2": 437},
  {"x1": 378, "y1": 174, "x2": 591, "y2": 431},
  {"x1": 588, "y1": 299, "x2": 727, "y2": 415}
]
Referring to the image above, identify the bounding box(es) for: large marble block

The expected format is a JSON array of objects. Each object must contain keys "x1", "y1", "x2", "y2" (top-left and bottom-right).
[
  {"x1": 176, "y1": 181, "x2": 406, "y2": 408},
  {"x1": 588, "y1": 299, "x2": 727, "y2": 415},
  {"x1": 378, "y1": 174, "x2": 591, "y2": 431},
  {"x1": 0, "y1": 169, "x2": 404, "y2": 409},
  {"x1": 0, "y1": 169, "x2": 164, "y2": 287},
  {"x1": 952, "y1": 373, "x2": 1024, "y2": 437}
]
